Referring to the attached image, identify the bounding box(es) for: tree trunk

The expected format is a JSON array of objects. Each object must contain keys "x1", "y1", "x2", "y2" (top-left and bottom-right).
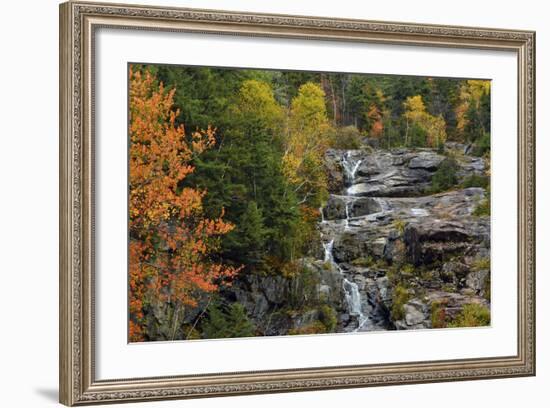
[{"x1": 170, "y1": 303, "x2": 181, "y2": 341}]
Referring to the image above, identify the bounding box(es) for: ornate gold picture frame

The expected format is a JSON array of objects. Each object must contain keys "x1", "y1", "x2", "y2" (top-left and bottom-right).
[{"x1": 59, "y1": 1, "x2": 535, "y2": 405}]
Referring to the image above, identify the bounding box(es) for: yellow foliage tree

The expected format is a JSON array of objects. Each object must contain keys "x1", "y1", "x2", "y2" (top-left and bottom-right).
[
  {"x1": 455, "y1": 80, "x2": 491, "y2": 137},
  {"x1": 231, "y1": 79, "x2": 284, "y2": 134},
  {"x1": 283, "y1": 82, "x2": 333, "y2": 207},
  {"x1": 403, "y1": 95, "x2": 447, "y2": 148}
]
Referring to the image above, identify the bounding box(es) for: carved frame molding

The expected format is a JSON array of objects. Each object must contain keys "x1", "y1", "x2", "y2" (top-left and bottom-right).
[{"x1": 59, "y1": 1, "x2": 535, "y2": 405}]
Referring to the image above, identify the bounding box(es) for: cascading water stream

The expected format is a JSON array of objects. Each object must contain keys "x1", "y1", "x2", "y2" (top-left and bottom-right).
[
  {"x1": 343, "y1": 279, "x2": 368, "y2": 329},
  {"x1": 343, "y1": 200, "x2": 350, "y2": 229},
  {"x1": 319, "y1": 149, "x2": 376, "y2": 332},
  {"x1": 322, "y1": 239, "x2": 368, "y2": 331},
  {"x1": 322, "y1": 239, "x2": 335, "y2": 264},
  {"x1": 342, "y1": 151, "x2": 362, "y2": 187}
]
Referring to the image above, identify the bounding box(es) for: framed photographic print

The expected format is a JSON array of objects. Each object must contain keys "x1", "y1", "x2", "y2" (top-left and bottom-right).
[{"x1": 59, "y1": 1, "x2": 536, "y2": 405}]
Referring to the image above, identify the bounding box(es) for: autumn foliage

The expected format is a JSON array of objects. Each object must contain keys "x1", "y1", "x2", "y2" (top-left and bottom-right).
[
  {"x1": 126, "y1": 64, "x2": 491, "y2": 341},
  {"x1": 403, "y1": 95, "x2": 447, "y2": 148},
  {"x1": 283, "y1": 83, "x2": 332, "y2": 208},
  {"x1": 128, "y1": 67, "x2": 240, "y2": 342}
]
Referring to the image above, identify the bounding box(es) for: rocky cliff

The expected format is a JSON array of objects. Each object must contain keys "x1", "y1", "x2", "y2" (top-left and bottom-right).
[{"x1": 226, "y1": 142, "x2": 491, "y2": 334}]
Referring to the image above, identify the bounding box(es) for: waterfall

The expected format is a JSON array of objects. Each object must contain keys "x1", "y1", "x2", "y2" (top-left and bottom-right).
[
  {"x1": 323, "y1": 239, "x2": 335, "y2": 263},
  {"x1": 343, "y1": 279, "x2": 368, "y2": 330},
  {"x1": 318, "y1": 149, "x2": 374, "y2": 332},
  {"x1": 343, "y1": 279, "x2": 361, "y2": 315},
  {"x1": 342, "y1": 151, "x2": 362, "y2": 187},
  {"x1": 322, "y1": 239, "x2": 368, "y2": 331},
  {"x1": 343, "y1": 201, "x2": 350, "y2": 230}
]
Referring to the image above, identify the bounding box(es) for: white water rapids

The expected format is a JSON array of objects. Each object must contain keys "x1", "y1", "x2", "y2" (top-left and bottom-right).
[
  {"x1": 322, "y1": 238, "x2": 368, "y2": 331},
  {"x1": 319, "y1": 150, "x2": 372, "y2": 331}
]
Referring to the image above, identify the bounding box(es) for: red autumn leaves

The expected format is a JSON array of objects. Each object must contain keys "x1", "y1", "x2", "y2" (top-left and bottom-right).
[{"x1": 128, "y1": 67, "x2": 240, "y2": 342}]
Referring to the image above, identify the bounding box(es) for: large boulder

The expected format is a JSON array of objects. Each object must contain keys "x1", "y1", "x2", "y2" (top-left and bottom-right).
[
  {"x1": 349, "y1": 197, "x2": 383, "y2": 217},
  {"x1": 307, "y1": 260, "x2": 344, "y2": 307},
  {"x1": 324, "y1": 149, "x2": 345, "y2": 193},
  {"x1": 393, "y1": 291, "x2": 490, "y2": 330},
  {"x1": 408, "y1": 151, "x2": 445, "y2": 170},
  {"x1": 403, "y1": 216, "x2": 489, "y2": 267},
  {"x1": 347, "y1": 150, "x2": 438, "y2": 197},
  {"x1": 440, "y1": 261, "x2": 469, "y2": 287},
  {"x1": 326, "y1": 148, "x2": 485, "y2": 197},
  {"x1": 323, "y1": 196, "x2": 347, "y2": 220},
  {"x1": 466, "y1": 269, "x2": 490, "y2": 295},
  {"x1": 333, "y1": 231, "x2": 366, "y2": 263}
]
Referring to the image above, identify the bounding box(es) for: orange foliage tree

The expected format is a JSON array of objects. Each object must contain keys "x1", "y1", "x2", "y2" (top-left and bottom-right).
[
  {"x1": 367, "y1": 103, "x2": 384, "y2": 138},
  {"x1": 128, "y1": 67, "x2": 240, "y2": 342}
]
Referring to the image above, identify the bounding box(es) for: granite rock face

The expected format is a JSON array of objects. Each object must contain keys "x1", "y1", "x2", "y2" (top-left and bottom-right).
[
  {"x1": 219, "y1": 143, "x2": 490, "y2": 335},
  {"x1": 324, "y1": 146, "x2": 485, "y2": 197},
  {"x1": 318, "y1": 143, "x2": 490, "y2": 332}
]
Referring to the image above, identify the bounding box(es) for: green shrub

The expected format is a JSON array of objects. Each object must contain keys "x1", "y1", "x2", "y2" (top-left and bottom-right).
[
  {"x1": 471, "y1": 132, "x2": 491, "y2": 157},
  {"x1": 331, "y1": 125, "x2": 363, "y2": 149},
  {"x1": 288, "y1": 321, "x2": 327, "y2": 335},
  {"x1": 431, "y1": 301, "x2": 448, "y2": 329},
  {"x1": 473, "y1": 198, "x2": 490, "y2": 216},
  {"x1": 181, "y1": 325, "x2": 201, "y2": 340},
  {"x1": 386, "y1": 265, "x2": 399, "y2": 284},
  {"x1": 391, "y1": 284, "x2": 410, "y2": 321},
  {"x1": 409, "y1": 122, "x2": 428, "y2": 147},
  {"x1": 401, "y1": 263, "x2": 415, "y2": 276},
  {"x1": 374, "y1": 258, "x2": 389, "y2": 269},
  {"x1": 202, "y1": 302, "x2": 256, "y2": 339},
  {"x1": 350, "y1": 256, "x2": 374, "y2": 267},
  {"x1": 429, "y1": 158, "x2": 458, "y2": 193},
  {"x1": 319, "y1": 304, "x2": 338, "y2": 332},
  {"x1": 393, "y1": 218, "x2": 406, "y2": 235},
  {"x1": 448, "y1": 303, "x2": 491, "y2": 328},
  {"x1": 472, "y1": 257, "x2": 490, "y2": 271},
  {"x1": 461, "y1": 174, "x2": 489, "y2": 189},
  {"x1": 287, "y1": 264, "x2": 321, "y2": 308},
  {"x1": 419, "y1": 269, "x2": 435, "y2": 281},
  {"x1": 442, "y1": 283, "x2": 456, "y2": 293}
]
